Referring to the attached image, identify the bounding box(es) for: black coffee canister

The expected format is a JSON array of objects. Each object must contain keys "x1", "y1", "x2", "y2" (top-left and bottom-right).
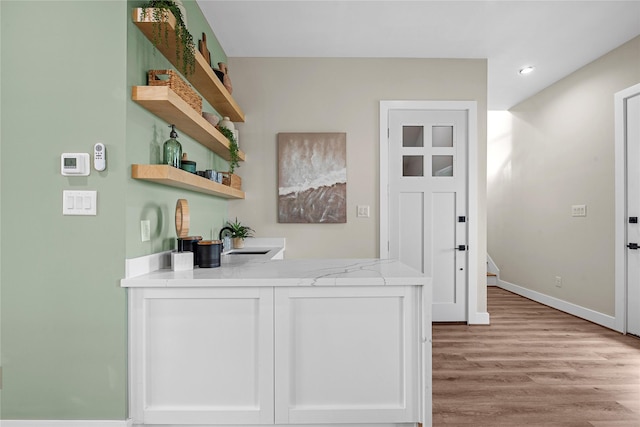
[
  {"x1": 197, "y1": 240, "x2": 222, "y2": 268},
  {"x1": 177, "y1": 236, "x2": 202, "y2": 265}
]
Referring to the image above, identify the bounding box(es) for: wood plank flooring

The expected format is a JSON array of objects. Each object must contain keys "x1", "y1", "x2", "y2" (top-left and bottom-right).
[{"x1": 432, "y1": 287, "x2": 640, "y2": 426}]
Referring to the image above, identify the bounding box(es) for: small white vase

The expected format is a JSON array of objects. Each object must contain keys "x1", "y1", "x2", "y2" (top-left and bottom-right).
[{"x1": 219, "y1": 117, "x2": 235, "y2": 132}]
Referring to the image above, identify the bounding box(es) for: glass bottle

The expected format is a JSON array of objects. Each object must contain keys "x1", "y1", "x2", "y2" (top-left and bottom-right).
[{"x1": 163, "y1": 124, "x2": 182, "y2": 168}]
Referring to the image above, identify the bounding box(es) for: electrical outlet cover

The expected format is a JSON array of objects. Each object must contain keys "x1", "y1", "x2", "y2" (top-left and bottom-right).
[{"x1": 141, "y1": 220, "x2": 151, "y2": 242}]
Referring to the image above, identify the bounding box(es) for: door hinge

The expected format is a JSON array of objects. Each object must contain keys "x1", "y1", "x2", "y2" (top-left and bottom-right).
[{"x1": 458, "y1": 216, "x2": 466, "y2": 223}]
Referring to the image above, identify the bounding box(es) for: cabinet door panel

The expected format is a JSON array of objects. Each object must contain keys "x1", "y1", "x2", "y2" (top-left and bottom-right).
[
  {"x1": 275, "y1": 286, "x2": 420, "y2": 424},
  {"x1": 131, "y1": 287, "x2": 274, "y2": 425}
]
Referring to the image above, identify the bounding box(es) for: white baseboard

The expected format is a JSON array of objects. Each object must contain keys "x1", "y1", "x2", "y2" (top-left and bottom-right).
[
  {"x1": 470, "y1": 311, "x2": 491, "y2": 325},
  {"x1": 497, "y1": 279, "x2": 617, "y2": 330},
  {"x1": 1, "y1": 421, "x2": 131, "y2": 427}
]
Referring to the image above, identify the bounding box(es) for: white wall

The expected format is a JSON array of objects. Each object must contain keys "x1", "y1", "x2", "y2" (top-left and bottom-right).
[
  {"x1": 488, "y1": 36, "x2": 640, "y2": 316},
  {"x1": 227, "y1": 57, "x2": 488, "y2": 313}
]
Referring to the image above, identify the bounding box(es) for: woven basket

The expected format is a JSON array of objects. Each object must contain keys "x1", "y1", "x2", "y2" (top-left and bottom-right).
[
  {"x1": 148, "y1": 70, "x2": 202, "y2": 114},
  {"x1": 221, "y1": 172, "x2": 242, "y2": 190}
]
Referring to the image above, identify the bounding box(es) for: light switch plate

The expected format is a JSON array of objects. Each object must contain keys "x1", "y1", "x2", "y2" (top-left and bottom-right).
[
  {"x1": 571, "y1": 204, "x2": 587, "y2": 217},
  {"x1": 63, "y1": 190, "x2": 97, "y2": 215},
  {"x1": 357, "y1": 205, "x2": 370, "y2": 218}
]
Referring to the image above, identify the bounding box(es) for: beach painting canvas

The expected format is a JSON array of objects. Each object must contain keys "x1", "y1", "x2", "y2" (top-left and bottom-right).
[{"x1": 278, "y1": 132, "x2": 347, "y2": 223}]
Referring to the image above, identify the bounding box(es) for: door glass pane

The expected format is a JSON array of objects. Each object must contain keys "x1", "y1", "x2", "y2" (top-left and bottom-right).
[
  {"x1": 432, "y1": 126, "x2": 453, "y2": 147},
  {"x1": 403, "y1": 126, "x2": 424, "y2": 147},
  {"x1": 403, "y1": 155, "x2": 424, "y2": 176},
  {"x1": 432, "y1": 155, "x2": 453, "y2": 177}
]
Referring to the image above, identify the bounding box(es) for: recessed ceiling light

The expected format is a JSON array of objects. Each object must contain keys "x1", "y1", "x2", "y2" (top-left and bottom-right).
[{"x1": 519, "y1": 66, "x2": 535, "y2": 75}]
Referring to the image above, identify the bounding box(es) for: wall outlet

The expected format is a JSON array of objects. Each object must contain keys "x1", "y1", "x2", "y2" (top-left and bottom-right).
[
  {"x1": 555, "y1": 276, "x2": 562, "y2": 288},
  {"x1": 141, "y1": 220, "x2": 151, "y2": 242}
]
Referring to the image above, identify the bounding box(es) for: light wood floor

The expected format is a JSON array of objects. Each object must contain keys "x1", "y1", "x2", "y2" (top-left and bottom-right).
[{"x1": 432, "y1": 287, "x2": 640, "y2": 426}]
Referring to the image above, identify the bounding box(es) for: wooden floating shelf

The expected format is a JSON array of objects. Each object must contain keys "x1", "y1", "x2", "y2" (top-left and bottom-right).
[
  {"x1": 132, "y1": 164, "x2": 245, "y2": 199},
  {"x1": 132, "y1": 86, "x2": 245, "y2": 163},
  {"x1": 132, "y1": 8, "x2": 245, "y2": 122}
]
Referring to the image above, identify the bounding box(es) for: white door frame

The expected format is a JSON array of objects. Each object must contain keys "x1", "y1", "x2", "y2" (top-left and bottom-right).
[
  {"x1": 614, "y1": 83, "x2": 640, "y2": 333},
  {"x1": 380, "y1": 100, "x2": 480, "y2": 324}
]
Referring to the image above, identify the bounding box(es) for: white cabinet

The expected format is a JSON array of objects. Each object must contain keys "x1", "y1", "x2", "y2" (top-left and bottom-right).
[
  {"x1": 129, "y1": 287, "x2": 274, "y2": 425},
  {"x1": 129, "y1": 285, "x2": 425, "y2": 426},
  {"x1": 274, "y1": 286, "x2": 421, "y2": 425}
]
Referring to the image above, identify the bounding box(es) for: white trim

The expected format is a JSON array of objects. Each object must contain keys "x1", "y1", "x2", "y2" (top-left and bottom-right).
[
  {"x1": 379, "y1": 103, "x2": 390, "y2": 259},
  {"x1": 1, "y1": 421, "x2": 132, "y2": 427},
  {"x1": 497, "y1": 279, "x2": 617, "y2": 330},
  {"x1": 486, "y1": 253, "x2": 500, "y2": 276},
  {"x1": 614, "y1": 83, "x2": 640, "y2": 334},
  {"x1": 465, "y1": 102, "x2": 480, "y2": 325},
  {"x1": 379, "y1": 100, "x2": 480, "y2": 324},
  {"x1": 124, "y1": 250, "x2": 171, "y2": 278},
  {"x1": 486, "y1": 254, "x2": 499, "y2": 286},
  {"x1": 129, "y1": 424, "x2": 414, "y2": 427},
  {"x1": 472, "y1": 311, "x2": 490, "y2": 325}
]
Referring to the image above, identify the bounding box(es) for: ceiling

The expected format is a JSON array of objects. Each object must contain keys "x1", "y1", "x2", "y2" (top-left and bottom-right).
[{"x1": 196, "y1": 1, "x2": 640, "y2": 110}]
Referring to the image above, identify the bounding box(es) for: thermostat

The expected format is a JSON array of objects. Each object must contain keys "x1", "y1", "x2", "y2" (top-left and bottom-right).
[{"x1": 61, "y1": 153, "x2": 90, "y2": 176}]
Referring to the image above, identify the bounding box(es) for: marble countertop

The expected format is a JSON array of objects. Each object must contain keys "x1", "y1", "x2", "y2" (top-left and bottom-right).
[{"x1": 121, "y1": 256, "x2": 428, "y2": 288}]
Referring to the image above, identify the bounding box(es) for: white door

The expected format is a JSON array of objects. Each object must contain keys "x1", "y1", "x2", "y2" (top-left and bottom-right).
[
  {"x1": 625, "y1": 92, "x2": 640, "y2": 336},
  {"x1": 388, "y1": 109, "x2": 468, "y2": 322}
]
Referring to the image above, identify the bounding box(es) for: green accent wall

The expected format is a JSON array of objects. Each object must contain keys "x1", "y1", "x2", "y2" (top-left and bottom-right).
[
  {"x1": 1, "y1": 0, "x2": 231, "y2": 420},
  {"x1": 1, "y1": 0, "x2": 128, "y2": 419},
  {"x1": 126, "y1": 0, "x2": 230, "y2": 258},
  {"x1": 0, "y1": 0, "x2": 3, "y2": 417}
]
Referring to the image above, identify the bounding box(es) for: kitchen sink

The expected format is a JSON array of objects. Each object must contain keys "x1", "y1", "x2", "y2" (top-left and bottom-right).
[{"x1": 227, "y1": 250, "x2": 270, "y2": 255}]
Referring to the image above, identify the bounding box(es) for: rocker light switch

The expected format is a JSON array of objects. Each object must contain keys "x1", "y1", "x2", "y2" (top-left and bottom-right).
[
  {"x1": 63, "y1": 190, "x2": 97, "y2": 215},
  {"x1": 571, "y1": 204, "x2": 586, "y2": 217},
  {"x1": 357, "y1": 205, "x2": 370, "y2": 218}
]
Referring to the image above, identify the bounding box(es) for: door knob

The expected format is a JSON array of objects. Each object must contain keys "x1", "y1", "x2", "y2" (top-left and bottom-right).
[
  {"x1": 455, "y1": 245, "x2": 467, "y2": 251},
  {"x1": 628, "y1": 243, "x2": 639, "y2": 250}
]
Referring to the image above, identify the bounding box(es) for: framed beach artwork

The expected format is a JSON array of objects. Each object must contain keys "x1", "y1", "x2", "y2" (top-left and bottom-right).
[{"x1": 277, "y1": 132, "x2": 347, "y2": 223}]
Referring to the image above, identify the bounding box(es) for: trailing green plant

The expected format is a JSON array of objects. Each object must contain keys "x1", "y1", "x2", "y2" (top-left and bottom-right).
[
  {"x1": 142, "y1": 0, "x2": 196, "y2": 76},
  {"x1": 226, "y1": 217, "x2": 254, "y2": 239},
  {"x1": 218, "y1": 125, "x2": 240, "y2": 174}
]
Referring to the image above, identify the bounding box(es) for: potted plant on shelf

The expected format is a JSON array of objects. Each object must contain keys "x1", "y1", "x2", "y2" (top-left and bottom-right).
[
  {"x1": 226, "y1": 217, "x2": 254, "y2": 249},
  {"x1": 140, "y1": 0, "x2": 196, "y2": 76},
  {"x1": 218, "y1": 125, "x2": 241, "y2": 190}
]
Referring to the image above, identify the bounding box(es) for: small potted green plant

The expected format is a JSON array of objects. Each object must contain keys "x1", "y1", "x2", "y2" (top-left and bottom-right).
[
  {"x1": 226, "y1": 217, "x2": 254, "y2": 249},
  {"x1": 141, "y1": 0, "x2": 196, "y2": 76}
]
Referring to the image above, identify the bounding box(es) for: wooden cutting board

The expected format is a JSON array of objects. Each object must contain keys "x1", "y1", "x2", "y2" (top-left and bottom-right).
[
  {"x1": 198, "y1": 32, "x2": 211, "y2": 66},
  {"x1": 175, "y1": 199, "x2": 190, "y2": 238}
]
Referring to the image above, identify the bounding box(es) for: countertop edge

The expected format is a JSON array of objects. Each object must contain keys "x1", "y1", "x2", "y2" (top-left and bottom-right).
[{"x1": 121, "y1": 257, "x2": 429, "y2": 288}]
